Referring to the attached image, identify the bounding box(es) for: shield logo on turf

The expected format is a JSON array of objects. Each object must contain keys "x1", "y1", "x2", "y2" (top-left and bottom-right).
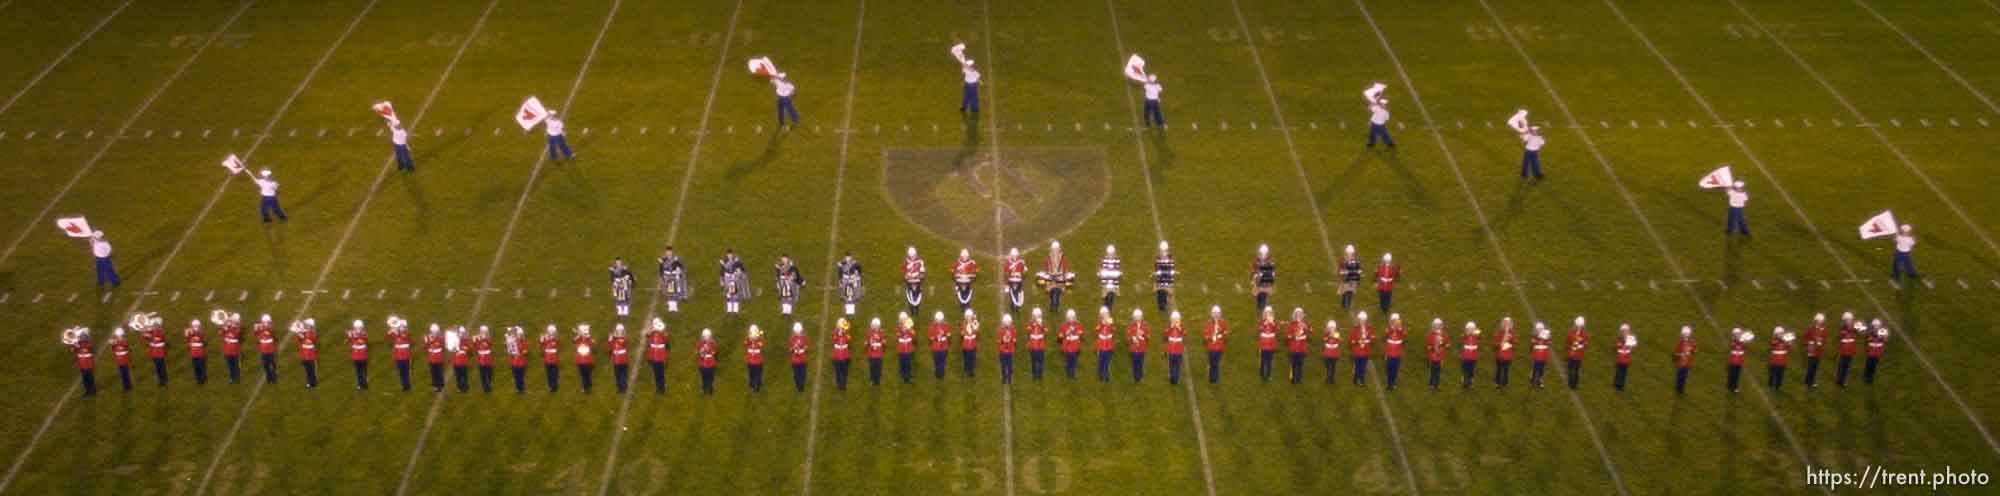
[{"x1": 882, "y1": 146, "x2": 1110, "y2": 256}]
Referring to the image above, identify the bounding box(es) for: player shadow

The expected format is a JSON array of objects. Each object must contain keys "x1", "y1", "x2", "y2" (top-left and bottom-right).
[
  {"x1": 951, "y1": 118, "x2": 984, "y2": 172},
  {"x1": 725, "y1": 127, "x2": 787, "y2": 180},
  {"x1": 263, "y1": 222, "x2": 288, "y2": 283},
  {"x1": 399, "y1": 169, "x2": 432, "y2": 236},
  {"x1": 1147, "y1": 128, "x2": 1175, "y2": 178}
]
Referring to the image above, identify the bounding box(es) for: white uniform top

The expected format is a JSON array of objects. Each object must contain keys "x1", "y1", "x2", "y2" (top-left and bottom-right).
[
  {"x1": 1895, "y1": 233, "x2": 1916, "y2": 253},
  {"x1": 1143, "y1": 82, "x2": 1162, "y2": 101},
  {"x1": 90, "y1": 238, "x2": 112, "y2": 258},
  {"x1": 545, "y1": 118, "x2": 565, "y2": 136},
  {"x1": 391, "y1": 127, "x2": 408, "y2": 145},
  {"x1": 1726, "y1": 189, "x2": 1748, "y2": 208},
  {"x1": 254, "y1": 178, "x2": 279, "y2": 197},
  {"x1": 774, "y1": 79, "x2": 795, "y2": 98},
  {"x1": 963, "y1": 68, "x2": 981, "y2": 85},
  {"x1": 1523, "y1": 134, "x2": 1545, "y2": 152},
  {"x1": 1369, "y1": 104, "x2": 1390, "y2": 125}
]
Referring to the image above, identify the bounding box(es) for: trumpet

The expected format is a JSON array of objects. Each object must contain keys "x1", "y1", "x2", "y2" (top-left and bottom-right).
[
  {"x1": 59, "y1": 326, "x2": 88, "y2": 346},
  {"x1": 127, "y1": 312, "x2": 159, "y2": 333},
  {"x1": 210, "y1": 309, "x2": 231, "y2": 326}
]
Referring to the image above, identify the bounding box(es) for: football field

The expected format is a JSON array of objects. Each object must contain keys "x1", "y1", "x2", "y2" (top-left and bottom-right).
[{"x1": 1, "y1": 0, "x2": 1998, "y2": 494}]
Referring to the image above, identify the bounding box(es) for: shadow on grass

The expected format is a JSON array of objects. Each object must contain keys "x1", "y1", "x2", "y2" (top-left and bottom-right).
[{"x1": 724, "y1": 127, "x2": 786, "y2": 180}]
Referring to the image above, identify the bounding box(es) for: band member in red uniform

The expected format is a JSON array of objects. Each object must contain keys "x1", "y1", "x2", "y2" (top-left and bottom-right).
[
  {"x1": 646, "y1": 319, "x2": 669, "y2": 394},
  {"x1": 1349, "y1": 312, "x2": 1374, "y2": 387},
  {"x1": 1126, "y1": 309, "x2": 1149, "y2": 383},
  {"x1": 1801, "y1": 313, "x2": 1827, "y2": 388},
  {"x1": 474, "y1": 326, "x2": 495, "y2": 393},
  {"x1": 697, "y1": 329, "x2": 718, "y2": 394},
  {"x1": 866, "y1": 317, "x2": 888, "y2": 386},
  {"x1": 1565, "y1": 317, "x2": 1588, "y2": 390},
  {"x1": 1164, "y1": 311, "x2": 1187, "y2": 385},
  {"x1": 1672, "y1": 326, "x2": 1696, "y2": 395},
  {"x1": 611, "y1": 324, "x2": 633, "y2": 394},
  {"x1": 144, "y1": 317, "x2": 168, "y2": 387},
  {"x1": 897, "y1": 313, "x2": 918, "y2": 384},
  {"x1": 295, "y1": 319, "x2": 320, "y2": 389},
  {"x1": 1374, "y1": 253, "x2": 1399, "y2": 313},
  {"x1": 1289, "y1": 309, "x2": 1314, "y2": 384},
  {"x1": 789, "y1": 323, "x2": 810, "y2": 392},
  {"x1": 1004, "y1": 248, "x2": 1029, "y2": 313},
  {"x1": 255, "y1": 315, "x2": 279, "y2": 384},
  {"x1": 540, "y1": 325, "x2": 561, "y2": 392},
  {"x1": 1459, "y1": 322, "x2": 1481, "y2": 389},
  {"x1": 1612, "y1": 324, "x2": 1636, "y2": 392},
  {"x1": 1767, "y1": 326, "x2": 1792, "y2": 390},
  {"x1": 219, "y1": 312, "x2": 243, "y2": 384},
  {"x1": 1382, "y1": 314, "x2": 1405, "y2": 390},
  {"x1": 744, "y1": 325, "x2": 765, "y2": 392},
  {"x1": 1493, "y1": 318, "x2": 1516, "y2": 389},
  {"x1": 1095, "y1": 308, "x2": 1118, "y2": 382},
  {"x1": 1060, "y1": 309, "x2": 1084, "y2": 380},
  {"x1": 903, "y1": 247, "x2": 927, "y2": 317},
  {"x1": 832, "y1": 318, "x2": 854, "y2": 389},
  {"x1": 1835, "y1": 312, "x2": 1859, "y2": 387},
  {"x1": 575, "y1": 325, "x2": 598, "y2": 393},
  {"x1": 386, "y1": 317, "x2": 411, "y2": 390},
  {"x1": 1204, "y1": 306, "x2": 1228, "y2": 384},
  {"x1": 449, "y1": 326, "x2": 470, "y2": 392},
  {"x1": 185, "y1": 320, "x2": 208, "y2": 384},
  {"x1": 960, "y1": 310, "x2": 980, "y2": 378},
  {"x1": 112, "y1": 328, "x2": 133, "y2": 391},
  {"x1": 953, "y1": 249, "x2": 980, "y2": 313},
  {"x1": 1529, "y1": 322, "x2": 1552, "y2": 388},
  {"x1": 1863, "y1": 319, "x2": 1888, "y2": 384},
  {"x1": 507, "y1": 326, "x2": 530, "y2": 393},
  {"x1": 1726, "y1": 327, "x2": 1752, "y2": 393},
  {"x1": 67, "y1": 328, "x2": 96, "y2": 396},
  {"x1": 1256, "y1": 307, "x2": 1279, "y2": 382},
  {"x1": 997, "y1": 314, "x2": 1017, "y2": 384},
  {"x1": 929, "y1": 312, "x2": 952, "y2": 380},
  {"x1": 1026, "y1": 309, "x2": 1049, "y2": 381},
  {"x1": 424, "y1": 324, "x2": 447, "y2": 391},
  {"x1": 347, "y1": 320, "x2": 369, "y2": 390},
  {"x1": 1425, "y1": 319, "x2": 1447, "y2": 390}
]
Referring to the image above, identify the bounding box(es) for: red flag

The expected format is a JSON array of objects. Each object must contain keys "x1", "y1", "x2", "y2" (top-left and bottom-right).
[
  {"x1": 515, "y1": 96, "x2": 548, "y2": 131},
  {"x1": 372, "y1": 100, "x2": 397, "y2": 121},
  {"x1": 1859, "y1": 211, "x2": 1898, "y2": 240},
  {"x1": 55, "y1": 216, "x2": 92, "y2": 238},
  {"x1": 1697, "y1": 165, "x2": 1734, "y2": 189}
]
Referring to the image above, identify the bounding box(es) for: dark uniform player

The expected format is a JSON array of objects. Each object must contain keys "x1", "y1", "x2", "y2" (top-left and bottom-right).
[
  {"x1": 775, "y1": 255, "x2": 804, "y2": 317},
  {"x1": 645, "y1": 319, "x2": 669, "y2": 394},
  {"x1": 952, "y1": 250, "x2": 979, "y2": 313},
  {"x1": 721, "y1": 250, "x2": 749, "y2": 315},
  {"x1": 1250, "y1": 245, "x2": 1276, "y2": 311},
  {"x1": 1060, "y1": 310, "x2": 1084, "y2": 379},
  {"x1": 866, "y1": 318, "x2": 887, "y2": 386},
  {"x1": 1338, "y1": 245, "x2": 1362, "y2": 310},
  {"x1": 1204, "y1": 306, "x2": 1227, "y2": 384},
  {"x1": 1152, "y1": 242, "x2": 1176, "y2": 312},
  {"x1": 903, "y1": 247, "x2": 927, "y2": 318},
  {"x1": 837, "y1": 252, "x2": 864, "y2": 316},
  {"x1": 1096, "y1": 245, "x2": 1122, "y2": 311},
  {"x1": 1003, "y1": 249, "x2": 1028, "y2": 313},
  {"x1": 832, "y1": 318, "x2": 854, "y2": 389},
  {"x1": 659, "y1": 246, "x2": 688, "y2": 314},
  {"x1": 1672, "y1": 326, "x2": 1696, "y2": 395},
  {"x1": 697, "y1": 329, "x2": 718, "y2": 394},
  {"x1": 611, "y1": 259, "x2": 636, "y2": 318},
  {"x1": 1037, "y1": 242, "x2": 1074, "y2": 311}
]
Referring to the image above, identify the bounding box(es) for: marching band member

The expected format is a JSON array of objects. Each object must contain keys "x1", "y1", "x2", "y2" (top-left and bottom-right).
[
  {"x1": 1098, "y1": 245, "x2": 1122, "y2": 310},
  {"x1": 508, "y1": 326, "x2": 530, "y2": 393},
  {"x1": 1038, "y1": 241, "x2": 1074, "y2": 311},
  {"x1": 1727, "y1": 327, "x2": 1753, "y2": 393},
  {"x1": 1027, "y1": 308, "x2": 1049, "y2": 381},
  {"x1": 474, "y1": 326, "x2": 495, "y2": 393},
  {"x1": 959, "y1": 58, "x2": 981, "y2": 113},
  {"x1": 1095, "y1": 308, "x2": 1118, "y2": 382},
  {"x1": 1724, "y1": 181, "x2": 1750, "y2": 236},
  {"x1": 1350, "y1": 312, "x2": 1375, "y2": 387},
  {"x1": 1127, "y1": 309, "x2": 1150, "y2": 383},
  {"x1": 745, "y1": 325, "x2": 766, "y2": 392},
  {"x1": 929, "y1": 312, "x2": 952, "y2": 380},
  {"x1": 832, "y1": 318, "x2": 854, "y2": 390},
  {"x1": 897, "y1": 313, "x2": 917, "y2": 384},
  {"x1": 1802, "y1": 313, "x2": 1827, "y2": 388},
  {"x1": 1374, "y1": 253, "x2": 1399, "y2": 313},
  {"x1": 219, "y1": 311, "x2": 243, "y2": 384},
  {"x1": 294, "y1": 319, "x2": 320, "y2": 389},
  {"x1": 1142, "y1": 74, "x2": 1165, "y2": 127},
  {"x1": 866, "y1": 317, "x2": 887, "y2": 386},
  {"x1": 1316, "y1": 319, "x2": 1341, "y2": 385},
  {"x1": 1255, "y1": 307, "x2": 1279, "y2": 382},
  {"x1": 540, "y1": 325, "x2": 561, "y2": 392},
  {"x1": 1520, "y1": 124, "x2": 1546, "y2": 180},
  {"x1": 611, "y1": 324, "x2": 631, "y2": 394},
  {"x1": 952, "y1": 249, "x2": 980, "y2": 313},
  {"x1": 838, "y1": 252, "x2": 864, "y2": 315},
  {"x1": 449, "y1": 325, "x2": 470, "y2": 393},
  {"x1": 1425, "y1": 319, "x2": 1447, "y2": 390},
  {"x1": 1835, "y1": 312, "x2": 1858, "y2": 387},
  {"x1": 1891, "y1": 225, "x2": 1920, "y2": 279},
  {"x1": 1613, "y1": 324, "x2": 1637, "y2": 392},
  {"x1": 65, "y1": 327, "x2": 96, "y2": 396},
  {"x1": 545, "y1": 110, "x2": 574, "y2": 161},
  {"x1": 697, "y1": 329, "x2": 718, "y2": 394},
  {"x1": 1460, "y1": 322, "x2": 1482, "y2": 389},
  {"x1": 574, "y1": 324, "x2": 597, "y2": 393},
  {"x1": 1251, "y1": 245, "x2": 1276, "y2": 311},
  {"x1": 390, "y1": 119, "x2": 414, "y2": 171},
  {"x1": 1529, "y1": 322, "x2": 1552, "y2": 389},
  {"x1": 772, "y1": 74, "x2": 800, "y2": 126},
  {"x1": 775, "y1": 255, "x2": 804, "y2": 317},
  {"x1": 347, "y1": 320, "x2": 368, "y2": 390},
  {"x1": 1339, "y1": 245, "x2": 1362, "y2": 310},
  {"x1": 1493, "y1": 318, "x2": 1516, "y2": 388},
  {"x1": 386, "y1": 317, "x2": 411, "y2": 390},
  {"x1": 1059, "y1": 309, "x2": 1084, "y2": 379},
  {"x1": 89, "y1": 230, "x2": 120, "y2": 288},
  {"x1": 789, "y1": 323, "x2": 810, "y2": 392},
  {"x1": 255, "y1": 315, "x2": 279, "y2": 384},
  {"x1": 254, "y1": 169, "x2": 287, "y2": 223},
  {"x1": 996, "y1": 314, "x2": 1017, "y2": 384},
  {"x1": 1287, "y1": 309, "x2": 1312, "y2": 384},
  {"x1": 1366, "y1": 92, "x2": 1395, "y2": 149},
  {"x1": 140, "y1": 314, "x2": 168, "y2": 387},
  {"x1": 611, "y1": 258, "x2": 636, "y2": 318},
  {"x1": 1672, "y1": 326, "x2": 1696, "y2": 395},
  {"x1": 1565, "y1": 317, "x2": 1588, "y2": 390},
  {"x1": 1003, "y1": 248, "x2": 1028, "y2": 313},
  {"x1": 1767, "y1": 326, "x2": 1791, "y2": 390},
  {"x1": 1204, "y1": 306, "x2": 1227, "y2": 384},
  {"x1": 1164, "y1": 311, "x2": 1187, "y2": 385},
  {"x1": 960, "y1": 310, "x2": 980, "y2": 378},
  {"x1": 903, "y1": 247, "x2": 927, "y2": 318},
  {"x1": 646, "y1": 319, "x2": 669, "y2": 394},
  {"x1": 112, "y1": 327, "x2": 133, "y2": 391},
  {"x1": 1152, "y1": 242, "x2": 1176, "y2": 312},
  {"x1": 185, "y1": 319, "x2": 208, "y2": 385},
  {"x1": 1864, "y1": 319, "x2": 1888, "y2": 384},
  {"x1": 659, "y1": 246, "x2": 688, "y2": 313},
  {"x1": 720, "y1": 249, "x2": 748, "y2": 314},
  {"x1": 1383, "y1": 314, "x2": 1406, "y2": 390}
]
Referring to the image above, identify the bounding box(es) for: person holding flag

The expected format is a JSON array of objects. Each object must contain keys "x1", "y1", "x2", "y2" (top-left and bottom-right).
[
  {"x1": 248, "y1": 169, "x2": 286, "y2": 223},
  {"x1": 1698, "y1": 165, "x2": 1746, "y2": 235},
  {"x1": 545, "y1": 110, "x2": 574, "y2": 161},
  {"x1": 773, "y1": 74, "x2": 800, "y2": 126},
  {"x1": 1508, "y1": 109, "x2": 1544, "y2": 180},
  {"x1": 1003, "y1": 249, "x2": 1028, "y2": 314},
  {"x1": 88, "y1": 229, "x2": 121, "y2": 288},
  {"x1": 1892, "y1": 225, "x2": 1919, "y2": 279},
  {"x1": 389, "y1": 119, "x2": 415, "y2": 172},
  {"x1": 960, "y1": 59, "x2": 981, "y2": 114},
  {"x1": 1366, "y1": 93, "x2": 1394, "y2": 149},
  {"x1": 1124, "y1": 55, "x2": 1165, "y2": 127}
]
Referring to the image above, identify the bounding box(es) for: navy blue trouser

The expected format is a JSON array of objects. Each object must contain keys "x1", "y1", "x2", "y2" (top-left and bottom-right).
[
  {"x1": 1892, "y1": 252, "x2": 1919, "y2": 279},
  {"x1": 1097, "y1": 351, "x2": 1113, "y2": 382},
  {"x1": 1726, "y1": 207, "x2": 1750, "y2": 234},
  {"x1": 395, "y1": 359, "x2": 409, "y2": 390},
  {"x1": 95, "y1": 257, "x2": 120, "y2": 287},
  {"x1": 746, "y1": 363, "x2": 761, "y2": 391},
  {"x1": 1368, "y1": 124, "x2": 1395, "y2": 147},
  {"x1": 961, "y1": 84, "x2": 979, "y2": 112},
  {"x1": 1208, "y1": 351, "x2": 1223, "y2": 383},
  {"x1": 394, "y1": 144, "x2": 415, "y2": 171},
  {"x1": 776, "y1": 97, "x2": 799, "y2": 125},
  {"x1": 1521, "y1": 150, "x2": 1543, "y2": 179},
  {"x1": 259, "y1": 196, "x2": 286, "y2": 222},
  {"x1": 546, "y1": 135, "x2": 573, "y2": 160},
  {"x1": 1144, "y1": 100, "x2": 1164, "y2": 126}
]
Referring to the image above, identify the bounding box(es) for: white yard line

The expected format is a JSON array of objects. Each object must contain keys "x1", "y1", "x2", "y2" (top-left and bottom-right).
[
  {"x1": 191, "y1": 1, "x2": 500, "y2": 494},
  {"x1": 1730, "y1": 0, "x2": 2000, "y2": 264},
  {"x1": 1473, "y1": 0, "x2": 1823, "y2": 487},
  {"x1": 1850, "y1": 0, "x2": 1998, "y2": 116},
  {"x1": 1228, "y1": 0, "x2": 1420, "y2": 493},
  {"x1": 793, "y1": 1, "x2": 866, "y2": 495},
  {"x1": 592, "y1": 0, "x2": 745, "y2": 494},
  {"x1": 0, "y1": 1, "x2": 261, "y2": 492},
  {"x1": 977, "y1": 2, "x2": 1016, "y2": 495},
  {"x1": 1098, "y1": 0, "x2": 1214, "y2": 493},
  {"x1": 397, "y1": 2, "x2": 627, "y2": 495},
  {"x1": 1606, "y1": 0, "x2": 2000, "y2": 458},
  {"x1": 1348, "y1": 1, "x2": 1628, "y2": 494},
  {"x1": 0, "y1": 0, "x2": 133, "y2": 116}
]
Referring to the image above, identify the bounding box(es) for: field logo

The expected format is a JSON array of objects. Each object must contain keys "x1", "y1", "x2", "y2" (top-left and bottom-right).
[{"x1": 883, "y1": 147, "x2": 1109, "y2": 256}]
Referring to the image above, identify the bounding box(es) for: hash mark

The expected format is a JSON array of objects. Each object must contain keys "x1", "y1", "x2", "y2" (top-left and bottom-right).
[
  {"x1": 1819, "y1": 280, "x2": 1832, "y2": 290},
  {"x1": 1612, "y1": 280, "x2": 1625, "y2": 290},
  {"x1": 1751, "y1": 279, "x2": 1763, "y2": 290},
  {"x1": 66, "y1": 293, "x2": 77, "y2": 303},
  {"x1": 410, "y1": 288, "x2": 421, "y2": 299},
  {"x1": 1957, "y1": 278, "x2": 1969, "y2": 290},
  {"x1": 237, "y1": 290, "x2": 248, "y2": 301},
  {"x1": 273, "y1": 290, "x2": 284, "y2": 301},
  {"x1": 169, "y1": 291, "x2": 179, "y2": 302},
  {"x1": 341, "y1": 289, "x2": 350, "y2": 300},
  {"x1": 0, "y1": 293, "x2": 8, "y2": 303},
  {"x1": 33, "y1": 293, "x2": 43, "y2": 304},
  {"x1": 515, "y1": 288, "x2": 523, "y2": 299},
  {"x1": 549, "y1": 288, "x2": 558, "y2": 299},
  {"x1": 100, "y1": 292, "x2": 111, "y2": 303},
  {"x1": 444, "y1": 288, "x2": 454, "y2": 300},
  {"x1": 204, "y1": 290, "x2": 214, "y2": 301},
  {"x1": 1785, "y1": 280, "x2": 1799, "y2": 291},
  {"x1": 376, "y1": 289, "x2": 386, "y2": 300}
]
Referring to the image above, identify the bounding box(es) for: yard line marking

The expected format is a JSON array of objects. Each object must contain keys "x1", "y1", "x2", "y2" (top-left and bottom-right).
[
  {"x1": 65, "y1": 292, "x2": 75, "y2": 303},
  {"x1": 1355, "y1": 1, "x2": 1622, "y2": 493},
  {"x1": 977, "y1": 2, "x2": 1016, "y2": 494},
  {"x1": 1611, "y1": 0, "x2": 2000, "y2": 459},
  {"x1": 31, "y1": 293, "x2": 42, "y2": 304},
  {"x1": 1475, "y1": 0, "x2": 1821, "y2": 480},
  {"x1": 789, "y1": 4, "x2": 867, "y2": 496},
  {"x1": 1106, "y1": 2, "x2": 1214, "y2": 494},
  {"x1": 1852, "y1": 0, "x2": 2000, "y2": 115},
  {"x1": 98, "y1": 292, "x2": 110, "y2": 303},
  {"x1": 443, "y1": 288, "x2": 454, "y2": 300},
  {"x1": 1240, "y1": 1, "x2": 1419, "y2": 494},
  {"x1": 0, "y1": 293, "x2": 8, "y2": 303},
  {"x1": 410, "y1": 288, "x2": 421, "y2": 299},
  {"x1": 0, "y1": 1, "x2": 133, "y2": 116},
  {"x1": 400, "y1": 1, "x2": 624, "y2": 494},
  {"x1": 0, "y1": 0, "x2": 253, "y2": 273},
  {"x1": 272, "y1": 289, "x2": 284, "y2": 301}
]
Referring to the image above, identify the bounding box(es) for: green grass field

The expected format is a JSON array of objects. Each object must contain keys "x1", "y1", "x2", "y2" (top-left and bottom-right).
[{"x1": 1, "y1": 0, "x2": 1997, "y2": 494}]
